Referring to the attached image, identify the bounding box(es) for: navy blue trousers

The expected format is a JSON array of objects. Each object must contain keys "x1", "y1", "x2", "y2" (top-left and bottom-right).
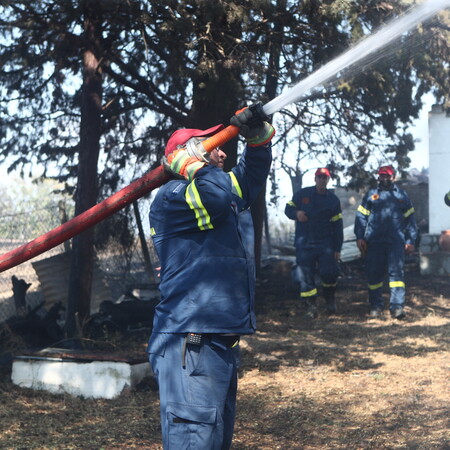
[
  {"x1": 296, "y1": 245, "x2": 339, "y2": 299},
  {"x1": 148, "y1": 333, "x2": 238, "y2": 450},
  {"x1": 366, "y1": 240, "x2": 405, "y2": 311}
]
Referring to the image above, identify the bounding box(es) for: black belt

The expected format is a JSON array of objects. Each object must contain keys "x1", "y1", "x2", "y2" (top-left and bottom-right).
[{"x1": 182, "y1": 333, "x2": 240, "y2": 368}]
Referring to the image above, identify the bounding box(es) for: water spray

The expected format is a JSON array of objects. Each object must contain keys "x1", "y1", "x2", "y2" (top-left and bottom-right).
[
  {"x1": 0, "y1": 0, "x2": 448, "y2": 273},
  {"x1": 263, "y1": 0, "x2": 450, "y2": 115}
]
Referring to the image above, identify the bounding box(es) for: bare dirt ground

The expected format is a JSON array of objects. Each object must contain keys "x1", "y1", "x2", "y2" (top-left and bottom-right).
[{"x1": 1, "y1": 257, "x2": 449, "y2": 449}]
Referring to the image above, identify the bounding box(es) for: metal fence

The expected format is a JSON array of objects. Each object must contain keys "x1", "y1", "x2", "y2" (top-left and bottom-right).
[{"x1": 0, "y1": 196, "x2": 157, "y2": 323}]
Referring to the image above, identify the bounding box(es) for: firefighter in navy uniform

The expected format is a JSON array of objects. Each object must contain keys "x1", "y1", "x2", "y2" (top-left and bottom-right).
[
  {"x1": 147, "y1": 104, "x2": 274, "y2": 450},
  {"x1": 354, "y1": 165, "x2": 418, "y2": 319},
  {"x1": 285, "y1": 168, "x2": 343, "y2": 318}
]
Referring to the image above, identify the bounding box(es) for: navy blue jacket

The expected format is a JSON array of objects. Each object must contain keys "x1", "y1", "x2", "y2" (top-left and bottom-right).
[
  {"x1": 354, "y1": 184, "x2": 418, "y2": 245},
  {"x1": 149, "y1": 144, "x2": 272, "y2": 334},
  {"x1": 284, "y1": 186, "x2": 343, "y2": 252}
]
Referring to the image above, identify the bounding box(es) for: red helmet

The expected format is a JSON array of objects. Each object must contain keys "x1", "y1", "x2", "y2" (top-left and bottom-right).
[
  {"x1": 378, "y1": 165, "x2": 395, "y2": 176},
  {"x1": 315, "y1": 167, "x2": 331, "y2": 177}
]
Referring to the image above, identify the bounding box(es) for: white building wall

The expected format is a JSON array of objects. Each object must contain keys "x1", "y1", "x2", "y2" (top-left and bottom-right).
[{"x1": 428, "y1": 105, "x2": 450, "y2": 234}]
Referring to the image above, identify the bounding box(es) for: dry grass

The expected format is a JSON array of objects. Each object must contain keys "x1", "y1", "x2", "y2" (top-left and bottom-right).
[{"x1": 1, "y1": 259, "x2": 449, "y2": 449}]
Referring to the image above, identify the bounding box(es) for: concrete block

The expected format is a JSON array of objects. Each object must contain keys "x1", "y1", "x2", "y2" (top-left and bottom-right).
[
  {"x1": 420, "y1": 251, "x2": 450, "y2": 276},
  {"x1": 420, "y1": 234, "x2": 441, "y2": 254},
  {"x1": 420, "y1": 234, "x2": 433, "y2": 246},
  {"x1": 11, "y1": 351, "x2": 151, "y2": 399}
]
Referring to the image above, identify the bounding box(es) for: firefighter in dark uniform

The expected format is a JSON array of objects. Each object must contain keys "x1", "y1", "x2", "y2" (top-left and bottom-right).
[
  {"x1": 147, "y1": 104, "x2": 274, "y2": 450},
  {"x1": 285, "y1": 168, "x2": 343, "y2": 318},
  {"x1": 354, "y1": 165, "x2": 418, "y2": 319}
]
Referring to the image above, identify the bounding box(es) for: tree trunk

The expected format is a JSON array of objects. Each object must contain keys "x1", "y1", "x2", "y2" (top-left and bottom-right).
[
  {"x1": 251, "y1": 186, "x2": 267, "y2": 275},
  {"x1": 189, "y1": 4, "x2": 243, "y2": 169},
  {"x1": 65, "y1": 1, "x2": 103, "y2": 337},
  {"x1": 264, "y1": 207, "x2": 272, "y2": 255},
  {"x1": 191, "y1": 66, "x2": 241, "y2": 169}
]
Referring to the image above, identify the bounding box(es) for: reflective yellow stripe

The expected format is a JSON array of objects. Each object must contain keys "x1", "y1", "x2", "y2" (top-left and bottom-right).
[
  {"x1": 330, "y1": 213, "x2": 342, "y2": 222},
  {"x1": 403, "y1": 207, "x2": 414, "y2": 218},
  {"x1": 287, "y1": 200, "x2": 296, "y2": 207},
  {"x1": 357, "y1": 205, "x2": 370, "y2": 216},
  {"x1": 185, "y1": 180, "x2": 214, "y2": 231},
  {"x1": 169, "y1": 151, "x2": 204, "y2": 181},
  {"x1": 170, "y1": 151, "x2": 189, "y2": 174},
  {"x1": 229, "y1": 172, "x2": 243, "y2": 199},
  {"x1": 300, "y1": 288, "x2": 317, "y2": 298},
  {"x1": 322, "y1": 282, "x2": 337, "y2": 287},
  {"x1": 185, "y1": 161, "x2": 205, "y2": 181},
  {"x1": 447, "y1": 192, "x2": 450, "y2": 201},
  {"x1": 150, "y1": 227, "x2": 156, "y2": 236},
  {"x1": 368, "y1": 282, "x2": 383, "y2": 290},
  {"x1": 389, "y1": 281, "x2": 405, "y2": 288}
]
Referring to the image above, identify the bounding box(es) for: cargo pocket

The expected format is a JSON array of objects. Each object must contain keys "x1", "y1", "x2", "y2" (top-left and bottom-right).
[{"x1": 166, "y1": 402, "x2": 221, "y2": 449}]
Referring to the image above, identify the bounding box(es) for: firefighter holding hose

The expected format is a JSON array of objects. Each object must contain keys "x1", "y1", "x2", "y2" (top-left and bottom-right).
[
  {"x1": 147, "y1": 104, "x2": 274, "y2": 449},
  {"x1": 354, "y1": 165, "x2": 418, "y2": 319}
]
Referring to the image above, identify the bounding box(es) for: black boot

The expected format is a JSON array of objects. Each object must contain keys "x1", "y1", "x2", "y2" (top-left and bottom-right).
[
  {"x1": 304, "y1": 297, "x2": 318, "y2": 319},
  {"x1": 323, "y1": 286, "x2": 337, "y2": 315}
]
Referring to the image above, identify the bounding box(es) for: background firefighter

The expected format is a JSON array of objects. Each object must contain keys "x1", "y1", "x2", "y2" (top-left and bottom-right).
[
  {"x1": 354, "y1": 165, "x2": 418, "y2": 319},
  {"x1": 284, "y1": 168, "x2": 344, "y2": 318},
  {"x1": 147, "y1": 104, "x2": 275, "y2": 449}
]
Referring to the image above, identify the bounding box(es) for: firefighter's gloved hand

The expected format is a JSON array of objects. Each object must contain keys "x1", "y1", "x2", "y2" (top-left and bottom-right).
[
  {"x1": 230, "y1": 108, "x2": 254, "y2": 136},
  {"x1": 230, "y1": 104, "x2": 275, "y2": 147},
  {"x1": 163, "y1": 147, "x2": 206, "y2": 181}
]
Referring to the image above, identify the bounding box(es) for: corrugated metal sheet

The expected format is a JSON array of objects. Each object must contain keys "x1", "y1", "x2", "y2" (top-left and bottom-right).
[{"x1": 32, "y1": 252, "x2": 111, "y2": 313}]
